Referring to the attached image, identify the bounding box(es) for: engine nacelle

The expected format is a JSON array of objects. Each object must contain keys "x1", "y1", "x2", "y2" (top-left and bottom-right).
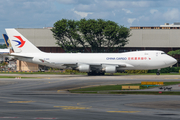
[
  {"x1": 105, "y1": 66, "x2": 117, "y2": 73},
  {"x1": 78, "y1": 64, "x2": 90, "y2": 72}
]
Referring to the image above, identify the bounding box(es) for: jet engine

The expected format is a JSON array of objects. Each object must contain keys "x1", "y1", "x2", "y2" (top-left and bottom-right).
[
  {"x1": 78, "y1": 64, "x2": 90, "y2": 72},
  {"x1": 105, "y1": 66, "x2": 117, "y2": 73}
]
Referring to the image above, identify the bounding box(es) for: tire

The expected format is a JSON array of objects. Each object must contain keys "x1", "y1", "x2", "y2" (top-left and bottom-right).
[
  {"x1": 88, "y1": 72, "x2": 105, "y2": 76},
  {"x1": 156, "y1": 72, "x2": 160, "y2": 75},
  {"x1": 87, "y1": 72, "x2": 92, "y2": 76},
  {"x1": 100, "y1": 72, "x2": 105, "y2": 75}
]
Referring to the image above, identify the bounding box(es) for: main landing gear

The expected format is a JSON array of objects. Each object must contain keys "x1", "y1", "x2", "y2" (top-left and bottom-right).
[
  {"x1": 156, "y1": 69, "x2": 161, "y2": 75},
  {"x1": 87, "y1": 71, "x2": 105, "y2": 76}
]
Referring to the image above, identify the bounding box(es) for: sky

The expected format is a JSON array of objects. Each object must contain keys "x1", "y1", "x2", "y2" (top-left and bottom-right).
[{"x1": 0, "y1": 0, "x2": 180, "y2": 40}]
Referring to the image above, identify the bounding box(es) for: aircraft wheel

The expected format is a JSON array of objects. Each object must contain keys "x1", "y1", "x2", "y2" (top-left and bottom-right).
[
  {"x1": 156, "y1": 72, "x2": 160, "y2": 75},
  {"x1": 87, "y1": 72, "x2": 92, "y2": 76},
  {"x1": 100, "y1": 72, "x2": 105, "y2": 75},
  {"x1": 87, "y1": 72, "x2": 96, "y2": 76},
  {"x1": 88, "y1": 72, "x2": 105, "y2": 76}
]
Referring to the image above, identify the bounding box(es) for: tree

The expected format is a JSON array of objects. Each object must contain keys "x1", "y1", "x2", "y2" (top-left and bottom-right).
[
  {"x1": 51, "y1": 19, "x2": 82, "y2": 52},
  {"x1": 168, "y1": 50, "x2": 180, "y2": 56},
  {"x1": 0, "y1": 44, "x2": 7, "y2": 49},
  {"x1": 51, "y1": 19, "x2": 131, "y2": 53}
]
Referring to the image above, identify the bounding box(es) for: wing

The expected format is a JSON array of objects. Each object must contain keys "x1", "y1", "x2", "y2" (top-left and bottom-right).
[
  {"x1": 61, "y1": 62, "x2": 134, "y2": 70},
  {"x1": 10, "y1": 52, "x2": 134, "y2": 70}
]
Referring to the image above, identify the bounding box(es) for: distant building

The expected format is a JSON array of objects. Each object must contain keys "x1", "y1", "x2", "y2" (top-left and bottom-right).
[
  {"x1": 128, "y1": 23, "x2": 180, "y2": 52},
  {"x1": 0, "y1": 49, "x2": 9, "y2": 62},
  {"x1": 0, "y1": 49, "x2": 9, "y2": 53},
  {"x1": 0, "y1": 48, "x2": 9, "y2": 64}
]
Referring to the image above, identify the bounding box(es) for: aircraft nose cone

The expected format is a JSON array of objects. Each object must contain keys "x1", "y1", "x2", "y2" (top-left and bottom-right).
[
  {"x1": 165, "y1": 57, "x2": 177, "y2": 66},
  {"x1": 173, "y1": 58, "x2": 177, "y2": 64}
]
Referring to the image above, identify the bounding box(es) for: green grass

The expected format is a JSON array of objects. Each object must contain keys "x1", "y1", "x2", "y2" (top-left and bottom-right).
[
  {"x1": 70, "y1": 84, "x2": 142, "y2": 92},
  {"x1": 70, "y1": 91, "x2": 180, "y2": 95},
  {"x1": 0, "y1": 71, "x2": 87, "y2": 75},
  {"x1": 164, "y1": 81, "x2": 180, "y2": 86},
  {"x1": 70, "y1": 82, "x2": 180, "y2": 92},
  {"x1": 106, "y1": 73, "x2": 180, "y2": 75},
  {"x1": 0, "y1": 76, "x2": 18, "y2": 78},
  {"x1": 69, "y1": 81, "x2": 180, "y2": 94},
  {"x1": 0, "y1": 76, "x2": 36, "y2": 78},
  {"x1": 109, "y1": 91, "x2": 180, "y2": 95}
]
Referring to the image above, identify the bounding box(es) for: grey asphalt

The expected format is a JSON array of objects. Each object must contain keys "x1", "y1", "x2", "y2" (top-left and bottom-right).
[{"x1": 0, "y1": 74, "x2": 180, "y2": 120}]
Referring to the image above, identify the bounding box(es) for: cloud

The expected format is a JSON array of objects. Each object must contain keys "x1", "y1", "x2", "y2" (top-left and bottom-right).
[
  {"x1": 1, "y1": 0, "x2": 180, "y2": 38},
  {"x1": 122, "y1": 9, "x2": 132, "y2": 14},
  {"x1": 128, "y1": 18, "x2": 137, "y2": 25},
  {"x1": 163, "y1": 8, "x2": 180, "y2": 20},
  {"x1": 57, "y1": 0, "x2": 76, "y2": 4},
  {"x1": 74, "y1": 4, "x2": 97, "y2": 12},
  {"x1": 150, "y1": 9, "x2": 158, "y2": 14},
  {"x1": 102, "y1": 0, "x2": 152, "y2": 9},
  {"x1": 112, "y1": 11, "x2": 116, "y2": 16},
  {"x1": 87, "y1": 12, "x2": 112, "y2": 19},
  {"x1": 131, "y1": 1, "x2": 151, "y2": 7},
  {"x1": 57, "y1": 0, "x2": 94, "y2": 5},
  {"x1": 74, "y1": 0, "x2": 152, "y2": 13},
  {"x1": 74, "y1": 10, "x2": 93, "y2": 18}
]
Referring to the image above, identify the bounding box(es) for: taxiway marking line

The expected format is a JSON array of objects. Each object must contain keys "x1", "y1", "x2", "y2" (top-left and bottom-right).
[
  {"x1": 57, "y1": 85, "x2": 100, "y2": 91},
  {"x1": 54, "y1": 106, "x2": 91, "y2": 110},
  {"x1": 107, "y1": 111, "x2": 140, "y2": 113},
  {"x1": 0, "y1": 117, "x2": 19, "y2": 118},
  {"x1": 0, "y1": 109, "x2": 63, "y2": 112},
  {"x1": 8, "y1": 101, "x2": 35, "y2": 103},
  {"x1": 35, "y1": 118, "x2": 57, "y2": 119}
]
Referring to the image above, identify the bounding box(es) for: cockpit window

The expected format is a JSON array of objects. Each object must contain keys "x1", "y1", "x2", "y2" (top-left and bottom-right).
[{"x1": 161, "y1": 52, "x2": 166, "y2": 54}]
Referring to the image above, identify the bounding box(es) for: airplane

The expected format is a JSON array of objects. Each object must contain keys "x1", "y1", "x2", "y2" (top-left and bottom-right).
[
  {"x1": 0, "y1": 48, "x2": 9, "y2": 62},
  {"x1": 2, "y1": 34, "x2": 11, "y2": 49},
  {"x1": 0, "y1": 49, "x2": 9, "y2": 53},
  {"x1": 2, "y1": 34, "x2": 15, "y2": 60},
  {"x1": 0, "y1": 34, "x2": 12, "y2": 62},
  {"x1": 5, "y1": 28, "x2": 177, "y2": 75},
  {"x1": 0, "y1": 34, "x2": 9, "y2": 53}
]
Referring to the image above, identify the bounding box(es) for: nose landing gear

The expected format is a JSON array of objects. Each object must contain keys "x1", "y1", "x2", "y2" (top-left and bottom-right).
[{"x1": 156, "y1": 69, "x2": 161, "y2": 75}]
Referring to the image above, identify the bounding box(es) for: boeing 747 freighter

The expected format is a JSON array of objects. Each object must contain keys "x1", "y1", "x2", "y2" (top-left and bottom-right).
[{"x1": 5, "y1": 29, "x2": 177, "y2": 75}]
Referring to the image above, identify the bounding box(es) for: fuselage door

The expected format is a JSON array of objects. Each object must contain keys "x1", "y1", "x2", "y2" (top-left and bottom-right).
[{"x1": 156, "y1": 52, "x2": 158, "y2": 57}]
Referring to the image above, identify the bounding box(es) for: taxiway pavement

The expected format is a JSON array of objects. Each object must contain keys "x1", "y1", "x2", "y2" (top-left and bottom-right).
[{"x1": 0, "y1": 74, "x2": 180, "y2": 120}]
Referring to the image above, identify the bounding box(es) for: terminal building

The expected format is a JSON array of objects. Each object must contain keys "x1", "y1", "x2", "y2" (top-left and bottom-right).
[
  {"x1": 12, "y1": 23, "x2": 180, "y2": 71},
  {"x1": 128, "y1": 22, "x2": 180, "y2": 53}
]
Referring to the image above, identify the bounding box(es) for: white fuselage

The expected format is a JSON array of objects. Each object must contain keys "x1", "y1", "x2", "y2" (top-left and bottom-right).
[
  {"x1": 12, "y1": 50, "x2": 177, "y2": 71},
  {"x1": 5, "y1": 28, "x2": 177, "y2": 74}
]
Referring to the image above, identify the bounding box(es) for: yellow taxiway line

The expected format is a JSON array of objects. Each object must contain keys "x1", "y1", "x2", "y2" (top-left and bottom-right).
[{"x1": 54, "y1": 106, "x2": 91, "y2": 110}]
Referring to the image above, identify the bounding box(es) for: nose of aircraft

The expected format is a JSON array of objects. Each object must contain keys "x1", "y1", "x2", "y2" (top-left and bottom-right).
[{"x1": 164, "y1": 56, "x2": 177, "y2": 66}]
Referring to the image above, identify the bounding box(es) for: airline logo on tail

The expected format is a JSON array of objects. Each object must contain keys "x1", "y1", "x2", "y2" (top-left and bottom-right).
[{"x1": 12, "y1": 36, "x2": 26, "y2": 48}]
